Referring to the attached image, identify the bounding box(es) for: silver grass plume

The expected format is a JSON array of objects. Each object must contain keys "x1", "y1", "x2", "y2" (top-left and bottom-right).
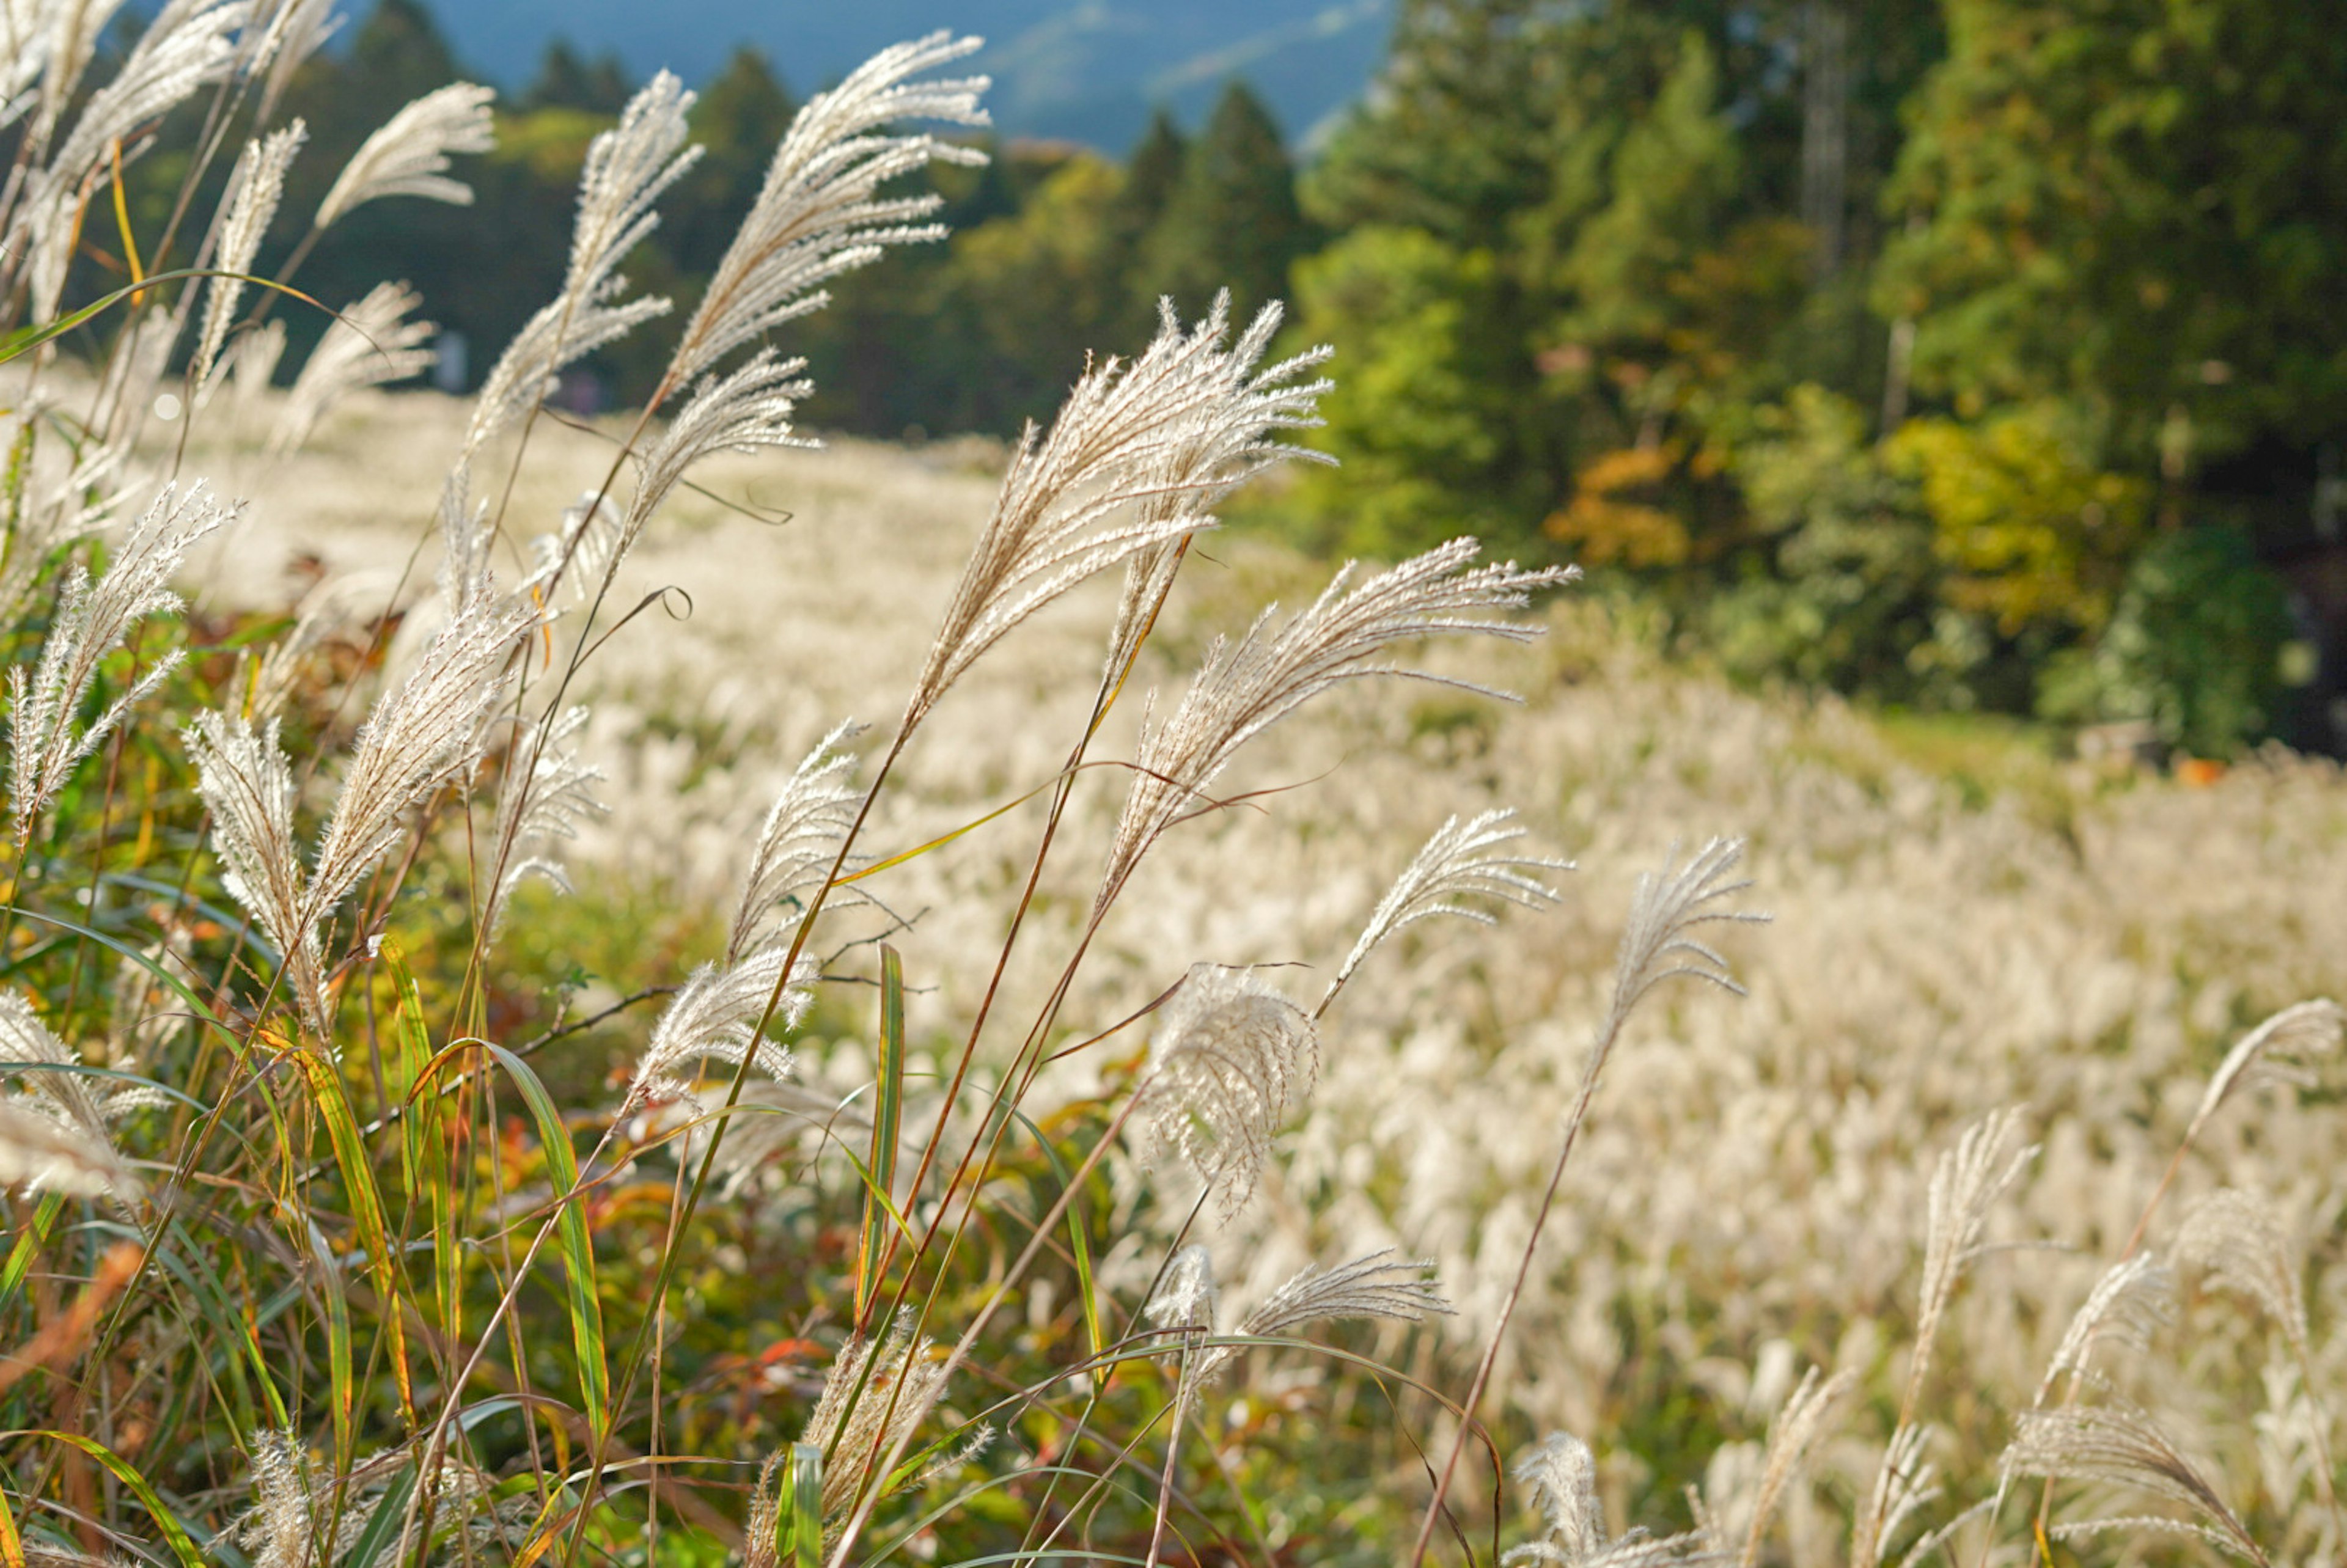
[
  {"x1": 527, "y1": 493, "x2": 623, "y2": 606},
  {"x1": 0, "y1": 991, "x2": 162, "y2": 1150},
  {"x1": 1195, "y1": 1247, "x2": 1450, "y2": 1386},
  {"x1": 1145, "y1": 1244, "x2": 1219, "y2": 1333},
  {"x1": 1508, "y1": 1432, "x2": 1713, "y2": 1568},
  {"x1": 463, "y1": 72, "x2": 697, "y2": 452},
  {"x1": 246, "y1": 570, "x2": 392, "y2": 723},
  {"x1": 1328, "y1": 807, "x2": 1570, "y2": 1003},
  {"x1": 666, "y1": 32, "x2": 989, "y2": 386},
  {"x1": 13, "y1": 0, "x2": 247, "y2": 321},
  {"x1": 1509, "y1": 1434, "x2": 1606, "y2": 1568},
  {"x1": 0, "y1": 994, "x2": 145, "y2": 1198},
  {"x1": 613, "y1": 349, "x2": 810, "y2": 562},
  {"x1": 1911, "y1": 1109, "x2": 2035, "y2": 1394},
  {"x1": 2003, "y1": 1400, "x2": 2270, "y2": 1567},
  {"x1": 0, "y1": 1101, "x2": 130, "y2": 1196},
  {"x1": 786, "y1": 1319, "x2": 982, "y2": 1543},
  {"x1": 191, "y1": 119, "x2": 305, "y2": 390},
  {"x1": 1855, "y1": 1423, "x2": 1941, "y2": 1568},
  {"x1": 250, "y1": 0, "x2": 335, "y2": 123},
  {"x1": 909, "y1": 295, "x2": 1326, "y2": 729},
  {"x1": 1136, "y1": 964, "x2": 1318, "y2": 1222},
  {"x1": 235, "y1": 1431, "x2": 496, "y2": 1568},
  {"x1": 270, "y1": 280, "x2": 436, "y2": 455},
  {"x1": 0, "y1": 429, "x2": 123, "y2": 623},
  {"x1": 313, "y1": 82, "x2": 494, "y2": 229},
  {"x1": 9, "y1": 482, "x2": 229, "y2": 845},
  {"x1": 2175, "y1": 1189, "x2": 2311, "y2": 1355},
  {"x1": 1096, "y1": 295, "x2": 1331, "y2": 677},
  {"x1": 725, "y1": 722, "x2": 863, "y2": 964},
  {"x1": 1859, "y1": 1112, "x2": 2027, "y2": 1568},
  {"x1": 1736, "y1": 1366, "x2": 1852, "y2": 1568},
  {"x1": 628, "y1": 947, "x2": 812, "y2": 1110},
  {"x1": 1599, "y1": 838, "x2": 1764, "y2": 1050},
  {"x1": 306, "y1": 576, "x2": 537, "y2": 923},
  {"x1": 182, "y1": 712, "x2": 304, "y2": 966},
  {"x1": 2036, "y1": 1254, "x2": 2175, "y2": 1403},
  {"x1": 2182, "y1": 999, "x2": 2343, "y2": 1150},
  {"x1": 1098, "y1": 540, "x2": 1574, "y2": 912},
  {"x1": 481, "y1": 704, "x2": 606, "y2": 938},
  {"x1": 1239, "y1": 1247, "x2": 1450, "y2": 1337}
]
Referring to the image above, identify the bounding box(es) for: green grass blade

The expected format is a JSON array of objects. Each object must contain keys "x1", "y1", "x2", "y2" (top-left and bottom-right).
[
  {"x1": 305, "y1": 1220, "x2": 356, "y2": 1465},
  {"x1": 477, "y1": 1042, "x2": 608, "y2": 1434},
  {"x1": 16, "y1": 1431, "x2": 205, "y2": 1568},
  {"x1": 0, "y1": 1192, "x2": 65, "y2": 1318},
  {"x1": 333, "y1": 1459, "x2": 416, "y2": 1568},
  {"x1": 856, "y1": 945, "x2": 906, "y2": 1321},
  {"x1": 388, "y1": 945, "x2": 461, "y2": 1345},
  {"x1": 776, "y1": 1442, "x2": 824, "y2": 1568},
  {"x1": 293, "y1": 1045, "x2": 413, "y2": 1415}
]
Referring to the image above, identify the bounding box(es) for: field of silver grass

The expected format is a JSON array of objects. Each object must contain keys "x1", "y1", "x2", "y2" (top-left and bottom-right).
[
  {"x1": 1, "y1": 7, "x2": 2344, "y2": 1568},
  {"x1": 182, "y1": 379, "x2": 2347, "y2": 1565}
]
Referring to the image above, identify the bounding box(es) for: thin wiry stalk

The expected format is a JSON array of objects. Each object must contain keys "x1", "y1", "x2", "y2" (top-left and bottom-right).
[{"x1": 1409, "y1": 838, "x2": 1764, "y2": 1568}]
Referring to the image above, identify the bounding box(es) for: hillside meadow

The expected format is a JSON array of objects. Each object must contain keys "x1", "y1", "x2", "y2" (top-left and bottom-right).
[{"x1": 171, "y1": 382, "x2": 2347, "y2": 1561}]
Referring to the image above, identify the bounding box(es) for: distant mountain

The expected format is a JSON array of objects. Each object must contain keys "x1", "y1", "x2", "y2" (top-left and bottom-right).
[{"x1": 417, "y1": 0, "x2": 1395, "y2": 150}]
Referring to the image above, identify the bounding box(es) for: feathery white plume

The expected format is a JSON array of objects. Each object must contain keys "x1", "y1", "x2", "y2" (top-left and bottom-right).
[
  {"x1": 668, "y1": 31, "x2": 989, "y2": 386},
  {"x1": 1738, "y1": 1366, "x2": 1851, "y2": 1568},
  {"x1": 1137, "y1": 964, "x2": 1318, "y2": 1222},
  {"x1": 911, "y1": 295, "x2": 1328, "y2": 728},
  {"x1": 0, "y1": 1101, "x2": 131, "y2": 1197},
  {"x1": 251, "y1": 0, "x2": 336, "y2": 122},
  {"x1": 182, "y1": 711, "x2": 305, "y2": 964},
  {"x1": 2038, "y1": 1253, "x2": 2175, "y2": 1402},
  {"x1": 2004, "y1": 1401, "x2": 2269, "y2": 1566},
  {"x1": 2182, "y1": 999, "x2": 2341, "y2": 1149},
  {"x1": 615, "y1": 350, "x2": 810, "y2": 562},
  {"x1": 1509, "y1": 1434, "x2": 1607, "y2": 1568},
  {"x1": 788, "y1": 1318, "x2": 968, "y2": 1540},
  {"x1": 1331, "y1": 807, "x2": 1570, "y2": 999},
  {"x1": 306, "y1": 576, "x2": 536, "y2": 923},
  {"x1": 1238, "y1": 1247, "x2": 1450, "y2": 1337},
  {"x1": 191, "y1": 120, "x2": 306, "y2": 389},
  {"x1": 481, "y1": 705, "x2": 607, "y2": 938},
  {"x1": 1145, "y1": 1244, "x2": 1219, "y2": 1332},
  {"x1": 628, "y1": 947, "x2": 812, "y2": 1110},
  {"x1": 463, "y1": 72, "x2": 697, "y2": 452},
  {"x1": 0, "y1": 994, "x2": 147, "y2": 1198},
  {"x1": 725, "y1": 722, "x2": 863, "y2": 964},
  {"x1": 9, "y1": 482, "x2": 229, "y2": 844},
  {"x1": 314, "y1": 81, "x2": 494, "y2": 229},
  {"x1": 270, "y1": 281, "x2": 436, "y2": 454},
  {"x1": 1099, "y1": 540, "x2": 1574, "y2": 912},
  {"x1": 2175, "y1": 1189, "x2": 2308, "y2": 1355},
  {"x1": 527, "y1": 493, "x2": 623, "y2": 606},
  {"x1": 13, "y1": 0, "x2": 247, "y2": 321}
]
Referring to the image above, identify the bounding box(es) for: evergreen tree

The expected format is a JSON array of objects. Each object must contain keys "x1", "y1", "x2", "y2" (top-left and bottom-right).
[
  {"x1": 1878, "y1": 0, "x2": 2347, "y2": 475},
  {"x1": 525, "y1": 40, "x2": 633, "y2": 115},
  {"x1": 1120, "y1": 107, "x2": 1186, "y2": 235},
  {"x1": 1140, "y1": 81, "x2": 1306, "y2": 324},
  {"x1": 670, "y1": 47, "x2": 796, "y2": 276}
]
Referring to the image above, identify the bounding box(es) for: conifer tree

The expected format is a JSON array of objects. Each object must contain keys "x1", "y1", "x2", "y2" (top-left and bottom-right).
[
  {"x1": 671, "y1": 47, "x2": 797, "y2": 276},
  {"x1": 1140, "y1": 81, "x2": 1307, "y2": 324}
]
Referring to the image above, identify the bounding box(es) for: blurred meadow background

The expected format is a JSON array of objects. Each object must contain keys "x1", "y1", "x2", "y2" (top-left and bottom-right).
[{"x1": 4, "y1": 2, "x2": 2347, "y2": 1568}]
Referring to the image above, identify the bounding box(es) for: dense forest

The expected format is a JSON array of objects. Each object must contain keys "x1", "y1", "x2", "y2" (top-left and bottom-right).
[{"x1": 85, "y1": 0, "x2": 2347, "y2": 755}]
